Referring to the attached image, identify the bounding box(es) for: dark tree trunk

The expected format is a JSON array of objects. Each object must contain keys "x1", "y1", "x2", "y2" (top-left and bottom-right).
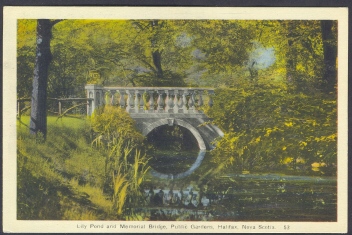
[
  {"x1": 152, "y1": 50, "x2": 163, "y2": 78},
  {"x1": 285, "y1": 21, "x2": 296, "y2": 83},
  {"x1": 321, "y1": 20, "x2": 337, "y2": 93},
  {"x1": 150, "y1": 20, "x2": 164, "y2": 80},
  {"x1": 29, "y1": 20, "x2": 53, "y2": 138}
]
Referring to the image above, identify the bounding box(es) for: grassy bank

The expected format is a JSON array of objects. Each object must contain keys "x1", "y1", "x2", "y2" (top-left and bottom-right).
[{"x1": 17, "y1": 116, "x2": 113, "y2": 220}]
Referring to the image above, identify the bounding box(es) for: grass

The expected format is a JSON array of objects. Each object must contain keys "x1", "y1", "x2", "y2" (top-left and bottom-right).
[
  {"x1": 18, "y1": 115, "x2": 88, "y2": 130},
  {"x1": 17, "y1": 115, "x2": 113, "y2": 220}
]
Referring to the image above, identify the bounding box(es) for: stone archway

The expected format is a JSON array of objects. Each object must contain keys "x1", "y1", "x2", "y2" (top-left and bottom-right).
[
  {"x1": 143, "y1": 118, "x2": 207, "y2": 179},
  {"x1": 143, "y1": 118, "x2": 206, "y2": 150}
]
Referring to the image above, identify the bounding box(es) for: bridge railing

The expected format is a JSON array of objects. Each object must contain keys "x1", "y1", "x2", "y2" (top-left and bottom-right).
[{"x1": 85, "y1": 85, "x2": 215, "y2": 115}]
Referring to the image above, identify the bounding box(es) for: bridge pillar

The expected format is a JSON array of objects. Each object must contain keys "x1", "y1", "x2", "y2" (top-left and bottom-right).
[{"x1": 85, "y1": 84, "x2": 103, "y2": 115}]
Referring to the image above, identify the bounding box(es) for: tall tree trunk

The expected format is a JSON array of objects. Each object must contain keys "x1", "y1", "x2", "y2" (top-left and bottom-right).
[
  {"x1": 29, "y1": 20, "x2": 53, "y2": 138},
  {"x1": 152, "y1": 49, "x2": 163, "y2": 78},
  {"x1": 285, "y1": 21, "x2": 296, "y2": 84},
  {"x1": 150, "y1": 20, "x2": 164, "y2": 81},
  {"x1": 321, "y1": 20, "x2": 337, "y2": 93}
]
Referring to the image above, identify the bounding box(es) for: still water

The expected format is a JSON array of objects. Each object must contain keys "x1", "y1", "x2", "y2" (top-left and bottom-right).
[{"x1": 142, "y1": 151, "x2": 337, "y2": 221}]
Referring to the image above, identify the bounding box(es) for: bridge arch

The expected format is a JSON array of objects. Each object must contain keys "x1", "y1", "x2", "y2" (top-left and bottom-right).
[
  {"x1": 142, "y1": 118, "x2": 206, "y2": 150},
  {"x1": 143, "y1": 118, "x2": 208, "y2": 179}
]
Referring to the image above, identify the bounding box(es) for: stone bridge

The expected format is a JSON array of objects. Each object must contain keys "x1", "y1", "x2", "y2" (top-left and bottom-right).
[{"x1": 85, "y1": 85, "x2": 224, "y2": 178}]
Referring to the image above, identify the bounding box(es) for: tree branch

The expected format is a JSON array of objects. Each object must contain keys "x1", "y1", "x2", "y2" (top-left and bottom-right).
[{"x1": 51, "y1": 19, "x2": 64, "y2": 26}]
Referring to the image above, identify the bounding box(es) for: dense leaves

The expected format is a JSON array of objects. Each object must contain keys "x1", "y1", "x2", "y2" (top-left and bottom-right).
[
  {"x1": 17, "y1": 19, "x2": 337, "y2": 97},
  {"x1": 207, "y1": 80, "x2": 336, "y2": 175}
]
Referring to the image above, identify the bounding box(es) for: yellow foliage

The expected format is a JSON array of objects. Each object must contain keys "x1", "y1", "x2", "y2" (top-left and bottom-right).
[
  {"x1": 296, "y1": 157, "x2": 306, "y2": 164},
  {"x1": 284, "y1": 122, "x2": 293, "y2": 127},
  {"x1": 311, "y1": 162, "x2": 326, "y2": 168},
  {"x1": 264, "y1": 128, "x2": 272, "y2": 137},
  {"x1": 282, "y1": 157, "x2": 293, "y2": 164},
  {"x1": 299, "y1": 141, "x2": 308, "y2": 147}
]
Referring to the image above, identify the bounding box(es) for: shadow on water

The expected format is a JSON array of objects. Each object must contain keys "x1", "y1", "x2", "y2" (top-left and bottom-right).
[{"x1": 150, "y1": 150, "x2": 206, "y2": 179}]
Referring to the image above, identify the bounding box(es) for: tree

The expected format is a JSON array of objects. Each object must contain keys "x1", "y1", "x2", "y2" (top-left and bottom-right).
[
  {"x1": 29, "y1": 19, "x2": 61, "y2": 138},
  {"x1": 275, "y1": 20, "x2": 325, "y2": 92},
  {"x1": 185, "y1": 20, "x2": 255, "y2": 87},
  {"x1": 128, "y1": 20, "x2": 191, "y2": 86},
  {"x1": 320, "y1": 20, "x2": 337, "y2": 93},
  {"x1": 17, "y1": 20, "x2": 36, "y2": 98}
]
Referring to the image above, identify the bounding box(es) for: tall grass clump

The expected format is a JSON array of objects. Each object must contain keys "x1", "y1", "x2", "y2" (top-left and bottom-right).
[{"x1": 90, "y1": 106, "x2": 150, "y2": 218}]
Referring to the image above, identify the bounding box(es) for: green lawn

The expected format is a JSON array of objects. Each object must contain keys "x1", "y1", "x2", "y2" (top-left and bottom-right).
[{"x1": 17, "y1": 115, "x2": 88, "y2": 130}]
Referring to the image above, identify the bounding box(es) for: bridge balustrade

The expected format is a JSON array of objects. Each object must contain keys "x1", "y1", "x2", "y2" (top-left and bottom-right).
[{"x1": 85, "y1": 85, "x2": 214, "y2": 115}]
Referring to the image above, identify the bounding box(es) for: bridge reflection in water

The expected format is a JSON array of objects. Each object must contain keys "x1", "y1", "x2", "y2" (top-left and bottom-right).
[{"x1": 85, "y1": 85, "x2": 224, "y2": 178}]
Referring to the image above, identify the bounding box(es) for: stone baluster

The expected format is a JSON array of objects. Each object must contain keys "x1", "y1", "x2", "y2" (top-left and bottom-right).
[
  {"x1": 157, "y1": 90, "x2": 165, "y2": 112},
  {"x1": 196, "y1": 90, "x2": 204, "y2": 113},
  {"x1": 109, "y1": 90, "x2": 116, "y2": 106},
  {"x1": 173, "y1": 90, "x2": 179, "y2": 113},
  {"x1": 126, "y1": 90, "x2": 135, "y2": 113},
  {"x1": 134, "y1": 90, "x2": 140, "y2": 113},
  {"x1": 101, "y1": 90, "x2": 105, "y2": 105},
  {"x1": 148, "y1": 90, "x2": 155, "y2": 113},
  {"x1": 118, "y1": 90, "x2": 125, "y2": 108},
  {"x1": 188, "y1": 90, "x2": 195, "y2": 113},
  {"x1": 180, "y1": 90, "x2": 187, "y2": 113},
  {"x1": 207, "y1": 90, "x2": 214, "y2": 107},
  {"x1": 96, "y1": 91, "x2": 101, "y2": 107},
  {"x1": 165, "y1": 90, "x2": 174, "y2": 113},
  {"x1": 103, "y1": 91, "x2": 110, "y2": 105},
  {"x1": 198, "y1": 90, "x2": 204, "y2": 107},
  {"x1": 139, "y1": 90, "x2": 145, "y2": 112}
]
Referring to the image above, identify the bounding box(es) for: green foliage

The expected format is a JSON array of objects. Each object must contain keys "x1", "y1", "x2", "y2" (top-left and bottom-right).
[
  {"x1": 17, "y1": 19, "x2": 337, "y2": 98},
  {"x1": 90, "y1": 105, "x2": 144, "y2": 147},
  {"x1": 89, "y1": 106, "x2": 149, "y2": 218},
  {"x1": 207, "y1": 79, "x2": 337, "y2": 175},
  {"x1": 188, "y1": 20, "x2": 255, "y2": 73}
]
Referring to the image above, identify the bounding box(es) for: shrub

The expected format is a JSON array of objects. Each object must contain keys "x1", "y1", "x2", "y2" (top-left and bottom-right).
[{"x1": 207, "y1": 80, "x2": 337, "y2": 175}]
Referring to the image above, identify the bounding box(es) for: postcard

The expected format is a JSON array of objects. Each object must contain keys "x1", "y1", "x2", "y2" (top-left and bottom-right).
[{"x1": 3, "y1": 6, "x2": 348, "y2": 233}]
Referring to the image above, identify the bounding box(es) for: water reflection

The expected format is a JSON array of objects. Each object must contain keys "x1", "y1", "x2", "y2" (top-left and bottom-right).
[
  {"x1": 144, "y1": 185, "x2": 209, "y2": 207},
  {"x1": 150, "y1": 150, "x2": 206, "y2": 179},
  {"x1": 141, "y1": 174, "x2": 337, "y2": 221}
]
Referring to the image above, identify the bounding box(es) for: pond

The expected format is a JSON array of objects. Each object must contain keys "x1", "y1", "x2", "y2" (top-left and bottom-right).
[
  {"x1": 144, "y1": 125, "x2": 336, "y2": 221},
  {"x1": 143, "y1": 151, "x2": 337, "y2": 221},
  {"x1": 140, "y1": 173, "x2": 336, "y2": 221}
]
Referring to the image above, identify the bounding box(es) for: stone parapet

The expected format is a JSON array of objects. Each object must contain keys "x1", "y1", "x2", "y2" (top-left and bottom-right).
[{"x1": 85, "y1": 85, "x2": 215, "y2": 115}]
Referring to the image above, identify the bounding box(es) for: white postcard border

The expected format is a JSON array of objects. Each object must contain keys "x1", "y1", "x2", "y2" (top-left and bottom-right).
[{"x1": 3, "y1": 6, "x2": 348, "y2": 233}]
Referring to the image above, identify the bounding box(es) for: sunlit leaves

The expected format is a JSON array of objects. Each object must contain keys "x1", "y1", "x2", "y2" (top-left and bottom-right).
[{"x1": 207, "y1": 80, "x2": 336, "y2": 174}]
